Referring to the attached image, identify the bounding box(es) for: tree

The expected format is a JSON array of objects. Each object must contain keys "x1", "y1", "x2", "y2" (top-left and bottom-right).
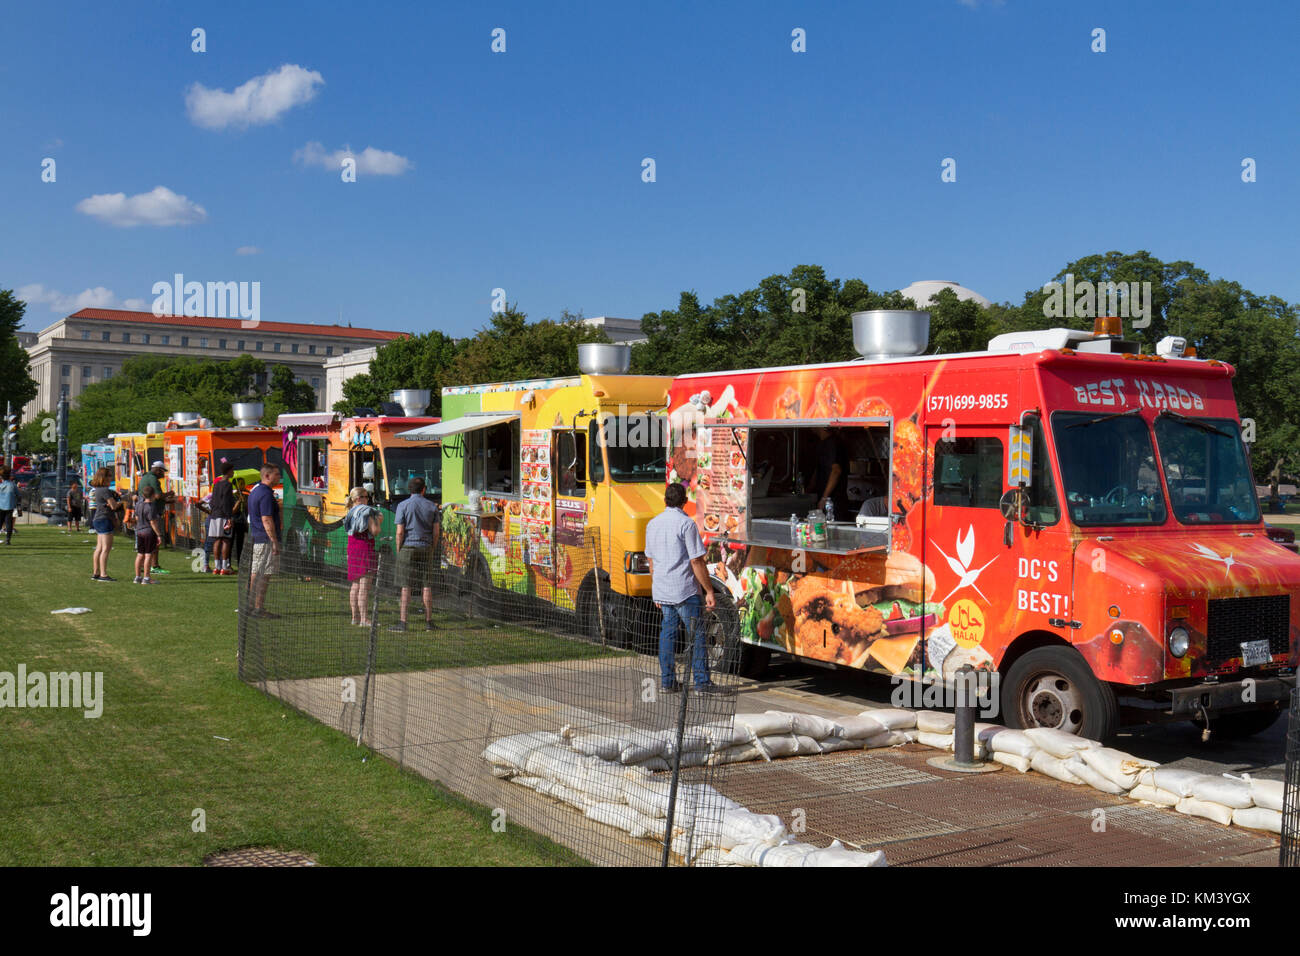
[
  {"x1": 17, "y1": 412, "x2": 55, "y2": 456},
  {"x1": 262, "y1": 365, "x2": 319, "y2": 424},
  {"x1": 337, "y1": 330, "x2": 463, "y2": 416},
  {"x1": 0, "y1": 290, "x2": 38, "y2": 415},
  {"x1": 442, "y1": 308, "x2": 608, "y2": 386}
]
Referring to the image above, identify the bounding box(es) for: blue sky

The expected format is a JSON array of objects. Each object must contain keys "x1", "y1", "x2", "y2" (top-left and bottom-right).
[{"x1": 3, "y1": 0, "x2": 1296, "y2": 336}]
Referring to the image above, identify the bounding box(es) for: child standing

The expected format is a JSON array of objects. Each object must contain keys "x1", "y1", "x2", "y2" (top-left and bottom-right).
[{"x1": 134, "y1": 485, "x2": 164, "y2": 584}]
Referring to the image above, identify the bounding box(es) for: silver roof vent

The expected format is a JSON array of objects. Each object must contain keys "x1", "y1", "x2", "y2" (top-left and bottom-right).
[
  {"x1": 578, "y1": 342, "x2": 631, "y2": 375},
  {"x1": 391, "y1": 389, "x2": 431, "y2": 418},
  {"x1": 171, "y1": 411, "x2": 200, "y2": 426},
  {"x1": 231, "y1": 402, "x2": 264, "y2": 427},
  {"x1": 851, "y1": 310, "x2": 930, "y2": 360}
]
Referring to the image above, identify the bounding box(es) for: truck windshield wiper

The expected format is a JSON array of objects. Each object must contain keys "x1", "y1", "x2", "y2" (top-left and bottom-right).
[
  {"x1": 1065, "y1": 407, "x2": 1143, "y2": 429},
  {"x1": 1156, "y1": 409, "x2": 1234, "y2": 439}
]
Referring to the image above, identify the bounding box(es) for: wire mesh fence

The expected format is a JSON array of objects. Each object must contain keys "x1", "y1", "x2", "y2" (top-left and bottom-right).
[
  {"x1": 1282, "y1": 687, "x2": 1299, "y2": 867},
  {"x1": 237, "y1": 502, "x2": 745, "y2": 865}
]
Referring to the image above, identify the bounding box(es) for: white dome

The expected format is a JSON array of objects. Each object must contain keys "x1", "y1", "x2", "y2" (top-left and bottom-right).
[{"x1": 900, "y1": 279, "x2": 991, "y2": 310}]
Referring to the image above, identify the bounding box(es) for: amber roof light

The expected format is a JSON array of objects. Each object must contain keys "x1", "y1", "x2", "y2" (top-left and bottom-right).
[{"x1": 1093, "y1": 316, "x2": 1123, "y2": 337}]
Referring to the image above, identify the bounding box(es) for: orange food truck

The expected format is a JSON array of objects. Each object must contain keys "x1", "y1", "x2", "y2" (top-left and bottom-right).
[
  {"x1": 277, "y1": 390, "x2": 441, "y2": 572},
  {"x1": 158, "y1": 404, "x2": 285, "y2": 548},
  {"x1": 667, "y1": 311, "x2": 1299, "y2": 740}
]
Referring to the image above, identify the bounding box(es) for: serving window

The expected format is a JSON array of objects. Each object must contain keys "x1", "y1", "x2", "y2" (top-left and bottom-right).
[
  {"x1": 465, "y1": 418, "x2": 520, "y2": 495},
  {"x1": 747, "y1": 421, "x2": 892, "y2": 523},
  {"x1": 297, "y1": 438, "x2": 330, "y2": 489}
]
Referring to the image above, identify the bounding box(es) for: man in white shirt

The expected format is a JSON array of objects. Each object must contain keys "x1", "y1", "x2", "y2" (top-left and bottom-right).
[{"x1": 645, "y1": 482, "x2": 717, "y2": 693}]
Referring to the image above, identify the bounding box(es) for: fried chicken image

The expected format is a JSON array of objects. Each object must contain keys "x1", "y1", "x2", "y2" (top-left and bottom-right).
[
  {"x1": 789, "y1": 575, "x2": 885, "y2": 649},
  {"x1": 851, "y1": 397, "x2": 891, "y2": 418},
  {"x1": 773, "y1": 386, "x2": 802, "y2": 419},
  {"x1": 808, "y1": 377, "x2": 844, "y2": 419},
  {"x1": 891, "y1": 416, "x2": 924, "y2": 508}
]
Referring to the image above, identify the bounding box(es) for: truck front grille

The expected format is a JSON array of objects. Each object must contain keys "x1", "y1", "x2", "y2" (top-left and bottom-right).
[{"x1": 1205, "y1": 594, "x2": 1290, "y2": 661}]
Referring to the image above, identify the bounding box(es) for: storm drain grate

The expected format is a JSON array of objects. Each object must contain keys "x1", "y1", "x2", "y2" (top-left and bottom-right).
[{"x1": 203, "y1": 846, "x2": 319, "y2": 867}]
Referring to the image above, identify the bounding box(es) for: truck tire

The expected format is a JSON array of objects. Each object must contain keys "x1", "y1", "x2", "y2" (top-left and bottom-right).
[
  {"x1": 704, "y1": 588, "x2": 771, "y2": 680},
  {"x1": 577, "y1": 573, "x2": 628, "y2": 647},
  {"x1": 1192, "y1": 708, "x2": 1282, "y2": 740},
  {"x1": 1002, "y1": 645, "x2": 1119, "y2": 741}
]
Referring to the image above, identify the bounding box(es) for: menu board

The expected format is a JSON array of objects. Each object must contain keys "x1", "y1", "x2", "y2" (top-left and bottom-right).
[
  {"x1": 695, "y1": 424, "x2": 747, "y2": 537},
  {"x1": 519, "y1": 428, "x2": 552, "y2": 568},
  {"x1": 184, "y1": 436, "x2": 199, "y2": 499},
  {"x1": 556, "y1": 499, "x2": 586, "y2": 546}
]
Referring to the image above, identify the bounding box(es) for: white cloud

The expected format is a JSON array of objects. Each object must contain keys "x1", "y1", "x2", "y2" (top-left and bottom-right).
[
  {"x1": 122, "y1": 298, "x2": 148, "y2": 310},
  {"x1": 18, "y1": 284, "x2": 133, "y2": 313},
  {"x1": 186, "y1": 64, "x2": 324, "y2": 130},
  {"x1": 235, "y1": 246, "x2": 261, "y2": 256},
  {"x1": 294, "y1": 141, "x2": 413, "y2": 176},
  {"x1": 75, "y1": 186, "x2": 207, "y2": 227}
]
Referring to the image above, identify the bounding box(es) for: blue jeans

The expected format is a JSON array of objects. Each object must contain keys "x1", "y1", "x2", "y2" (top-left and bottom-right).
[{"x1": 658, "y1": 595, "x2": 710, "y2": 688}]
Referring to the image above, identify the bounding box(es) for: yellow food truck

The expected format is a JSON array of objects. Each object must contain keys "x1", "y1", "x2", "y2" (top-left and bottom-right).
[{"x1": 397, "y1": 345, "x2": 673, "y2": 644}]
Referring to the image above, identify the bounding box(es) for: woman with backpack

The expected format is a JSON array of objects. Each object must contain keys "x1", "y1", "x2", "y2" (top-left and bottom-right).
[{"x1": 345, "y1": 486, "x2": 382, "y2": 627}]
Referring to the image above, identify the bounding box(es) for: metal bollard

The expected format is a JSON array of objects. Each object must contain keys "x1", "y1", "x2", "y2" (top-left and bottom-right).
[{"x1": 927, "y1": 664, "x2": 1000, "y2": 775}]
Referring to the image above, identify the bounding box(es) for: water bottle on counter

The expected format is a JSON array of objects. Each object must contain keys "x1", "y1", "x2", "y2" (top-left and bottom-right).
[
  {"x1": 824, "y1": 497, "x2": 834, "y2": 523},
  {"x1": 789, "y1": 513, "x2": 798, "y2": 542}
]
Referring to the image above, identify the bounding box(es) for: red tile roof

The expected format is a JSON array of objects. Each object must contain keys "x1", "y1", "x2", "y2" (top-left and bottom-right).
[{"x1": 68, "y1": 308, "x2": 408, "y2": 341}]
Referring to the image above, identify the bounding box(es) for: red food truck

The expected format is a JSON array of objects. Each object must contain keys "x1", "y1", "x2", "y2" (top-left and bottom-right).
[{"x1": 668, "y1": 311, "x2": 1299, "y2": 740}]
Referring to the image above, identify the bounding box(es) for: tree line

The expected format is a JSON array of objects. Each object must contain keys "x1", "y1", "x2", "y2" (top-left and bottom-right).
[{"x1": 4, "y1": 250, "x2": 1298, "y2": 480}]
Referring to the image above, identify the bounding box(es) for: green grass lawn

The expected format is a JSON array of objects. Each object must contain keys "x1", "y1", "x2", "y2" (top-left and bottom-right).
[{"x1": 0, "y1": 524, "x2": 587, "y2": 866}]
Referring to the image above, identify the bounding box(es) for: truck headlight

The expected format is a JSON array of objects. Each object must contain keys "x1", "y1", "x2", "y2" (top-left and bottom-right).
[
  {"x1": 1169, "y1": 626, "x2": 1190, "y2": 658},
  {"x1": 624, "y1": 551, "x2": 650, "y2": 574}
]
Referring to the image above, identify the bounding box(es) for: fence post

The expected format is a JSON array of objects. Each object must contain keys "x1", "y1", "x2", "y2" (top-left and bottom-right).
[
  {"x1": 661, "y1": 612, "x2": 695, "y2": 867},
  {"x1": 356, "y1": 548, "x2": 383, "y2": 747},
  {"x1": 1282, "y1": 687, "x2": 1299, "y2": 867}
]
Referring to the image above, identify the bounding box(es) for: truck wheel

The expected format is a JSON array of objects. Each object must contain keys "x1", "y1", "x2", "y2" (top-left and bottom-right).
[
  {"x1": 1002, "y1": 646, "x2": 1118, "y2": 741},
  {"x1": 577, "y1": 574, "x2": 628, "y2": 647},
  {"x1": 703, "y1": 589, "x2": 770, "y2": 680},
  {"x1": 1192, "y1": 708, "x2": 1281, "y2": 740}
]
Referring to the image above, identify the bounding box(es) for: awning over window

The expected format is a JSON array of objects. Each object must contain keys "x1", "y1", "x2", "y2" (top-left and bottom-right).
[{"x1": 396, "y1": 412, "x2": 519, "y2": 441}]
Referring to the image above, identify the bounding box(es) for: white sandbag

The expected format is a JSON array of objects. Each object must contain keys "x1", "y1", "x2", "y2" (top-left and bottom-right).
[
  {"x1": 1031, "y1": 750, "x2": 1086, "y2": 785},
  {"x1": 624, "y1": 779, "x2": 675, "y2": 819},
  {"x1": 719, "y1": 809, "x2": 787, "y2": 849},
  {"x1": 1129, "y1": 784, "x2": 1180, "y2": 807},
  {"x1": 708, "y1": 742, "x2": 762, "y2": 765},
  {"x1": 1189, "y1": 775, "x2": 1253, "y2": 809},
  {"x1": 738, "y1": 841, "x2": 821, "y2": 867},
  {"x1": 916, "y1": 731, "x2": 954, "y2": 751},
  {"x1": 860, "y1": 730, "x2": 915, "y2": 749},
  {"x1": 1065, "y1": 755, "x2": 1128, "y2": 795},
  {"x1": 817, "y1": 736, "x2": 863, "y2": 754},
  {"x1": 694, "y1": 847, "x2": 743, "y2": 866},
  {"x1": 799, "y1": 839, "x2": 888, "y2": 867},
  {"x1": 861, "y1": 708, "x2": 918, "y2": 730},
  {"x1": 670, "y1": 829, "x2": 715, "y2": 862},
  {"x1": 1150, "y1": 767, "x2": 1212, "y2": 798},
  {"x1": 1024, "y1": 727, "x2": 1100, "y2": 759},
  {"x1": 915, "y1": 711, "x2": 956, "y2": 734},
  {"x1": 992, "y1": 752, "x2": 1032, "y2": 773},
  {"x1": 626, "y1": 780, "x2": 737, "y2": 822},
  {"x1": 583, "y1": 763, "x2": 640, "y2": 803},
  {"x1": 664, "y1": 729, "x2": 712, "y2": 756},
  {"x1": 639, "y1": 756, "x2": 671, "y2": 772},
  {"x1": 567, "y1": 733, "x2": 625, "y2": 761},
  {"x1": 1078, "y1": 747, "x2": 1158, "y2": 791},
  {"x1": 835, "y1": 713, "x2": 889, "y2": 739},
  {"x1": 1248, "y1": 778, "x2": 1285, "y2": 813},
  {"x1": 584, "y1": 801, "x2": 643, "y2": 834},
  {"x1": 769, "y1": 710, "x2": 839, "y2": 740},
  {"x1": 548, "y1": 781, "x2": 590, "y2": 809},
  {"x1": 523, "y1": 745, "x2": 591, "y2": 791},
  {"x1": 509, "y1": 775, "x2": 549, "y2": 791},
  {"x1": 619, "y1": 730, "x2": 669, "y2": 765},
  {"x1": 481, "y1": 731, "x2": 562, "y2": 774},
  {"x1": 695, "y1": 720, "x2": 751, "y2": 749},
  {"x1": 981, "y1": 729, "x2": 1038, "y2": 760},
  {"x1": 754, "y1": 733, "x2": 821, "y2": 761},
  {"x1": 1176, "y1": 797, "x2": 1234, "y2": 826},
  {"x1": 735, "y1": 713, "x2": 794, "y2": 738},
  {"x1": 1232, "y1": 806, "x2": 1282, "y2": 834}
]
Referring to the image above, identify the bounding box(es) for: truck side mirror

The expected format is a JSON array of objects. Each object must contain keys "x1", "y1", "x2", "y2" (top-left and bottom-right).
[{"x1": 999, "y1": 487, "x2": 1029, "y2": 546}]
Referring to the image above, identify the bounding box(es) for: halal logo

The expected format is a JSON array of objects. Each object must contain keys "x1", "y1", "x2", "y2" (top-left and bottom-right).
[{"x1": 931, "y1": 525, "x2": 997, "y2": 604}]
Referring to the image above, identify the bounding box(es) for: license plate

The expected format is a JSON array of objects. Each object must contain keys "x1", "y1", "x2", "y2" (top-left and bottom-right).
[{"x1": 1240, "y1": 639, "x2": 1272, "y2": 666}]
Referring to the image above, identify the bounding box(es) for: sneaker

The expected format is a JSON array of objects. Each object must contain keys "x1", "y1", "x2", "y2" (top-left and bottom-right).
[
  {"x1": 91, "y1": 574, "x2": 101, "y2": 581},
  {"x1": 220, "y1": 568, "x2": 235, "y2": 576},
  {"x1": 97, "y1": 576, "x2": 117, "y2": 582},
  {"x1": 387, "y1": 621, "x2": 408, "y2": 632},
  {"x1": 153, "y1": 567, "x2": 169, "y2": 575},
  {"x1": 141, "y1": 578, "x2": 155, "y2": 585},
  {"x1": 424, "y1": 619, "x2": 435, "y2": 631},
  {"x1": 133, "y1": 576, "x2": 143, "y2": 584},
  {"x1": 661, "y1": 682, "x2": 683, "y2": 694},
  {"x1": 696, "y1": 682, "x2": 726, "y2": 694}
]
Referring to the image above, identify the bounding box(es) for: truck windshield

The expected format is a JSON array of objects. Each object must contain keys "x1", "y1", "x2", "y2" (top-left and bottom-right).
[
  {"x1": 385, "y1": 446, "x2": 442, "y2": 502},
  {"x1": 1051, "y1": 412, "x2": 1167, "y2": 526},
  {"x1": 603, "y1": 414, "x2": 667, "y2": 483},
  {"x1": 1153, "y1": 414, "x2": 1258, "y2": 524}
]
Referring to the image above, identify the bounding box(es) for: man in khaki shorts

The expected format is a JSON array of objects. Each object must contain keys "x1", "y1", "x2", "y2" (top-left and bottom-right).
[
  {"x1": 247, "y1": 464, "x2": 282, "y2": 618},
  {"x1": 389, "y1": 476, "x2": 440, "y2": 631}
]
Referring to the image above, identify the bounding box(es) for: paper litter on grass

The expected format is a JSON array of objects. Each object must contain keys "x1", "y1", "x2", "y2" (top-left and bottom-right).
[{"x1": 50, "y1": 607, "x2": 92, "y2": 615}]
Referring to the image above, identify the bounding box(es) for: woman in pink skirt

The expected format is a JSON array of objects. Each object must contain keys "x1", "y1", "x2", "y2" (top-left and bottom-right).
[{"x1": 345, "y1": 486, "x2": 382, "y2": 626}]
